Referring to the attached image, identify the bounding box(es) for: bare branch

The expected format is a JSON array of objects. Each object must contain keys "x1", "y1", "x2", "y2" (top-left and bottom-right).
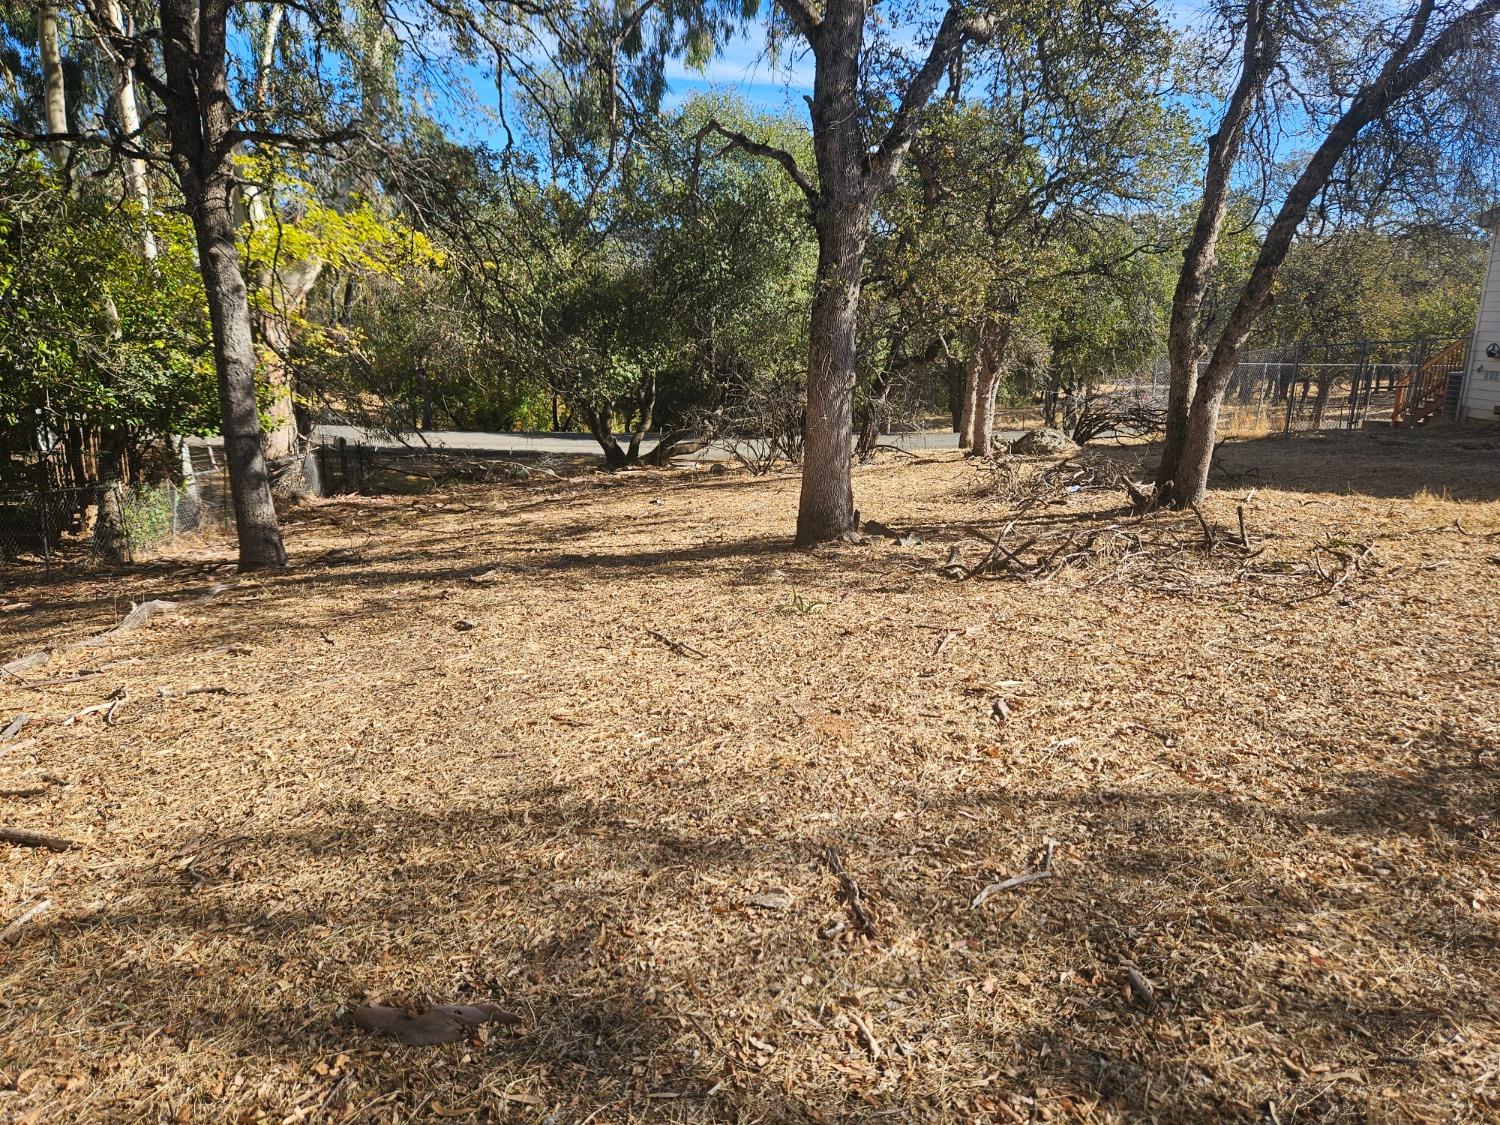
[
  {"x1": 696, "y1": 118, "x2": 819, "y2": 204},
  {"x1": 867, "y1": 5, "x2": 995, "y2": 188}
]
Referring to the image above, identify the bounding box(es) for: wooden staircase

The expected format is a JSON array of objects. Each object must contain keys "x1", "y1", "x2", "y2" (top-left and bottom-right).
[{"x1": 1391, "y1": 338, "x2": 1468, "y2": 426}]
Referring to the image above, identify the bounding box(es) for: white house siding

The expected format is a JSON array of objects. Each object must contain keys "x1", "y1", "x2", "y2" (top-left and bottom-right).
[{"x1": 1460, "y1": 211, "x2": 1500, "y2": 421}]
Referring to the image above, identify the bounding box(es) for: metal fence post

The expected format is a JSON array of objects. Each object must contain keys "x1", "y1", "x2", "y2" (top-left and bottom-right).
[
  {"x1": 1348, "y1": 339, "x2": 1370, "y2": 429},
  {"x1": 37, "y1": 458, "x2": 52, "y2": 571},
  {"x1": 1283, "y1": 344, "x2": 1302, "y2": 435}
]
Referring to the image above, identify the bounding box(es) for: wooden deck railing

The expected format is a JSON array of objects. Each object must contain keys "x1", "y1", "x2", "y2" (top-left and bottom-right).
[{"x1": 1391, "y1": 338, "x2": 1468, "y2": 426}]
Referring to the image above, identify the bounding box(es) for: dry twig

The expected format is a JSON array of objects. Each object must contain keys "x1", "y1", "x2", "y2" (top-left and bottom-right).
[{"x1": 825, "y1": 846, "x2": 877, "y2": 939}]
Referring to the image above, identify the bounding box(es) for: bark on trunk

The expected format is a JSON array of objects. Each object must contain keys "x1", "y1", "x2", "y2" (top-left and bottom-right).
[
  {"x1": 959, "y1": 311, "x2": 1003, "y2": 455},
  {"x1": 102, "y1": 0, "x2": 156, "y2": 258},
  {"x1": 797, "y1": 205, "x2": 865, "y2": 543},
  {"x1": 38, "y1": 3, "x2": 68, "y2": 166},
  {"x1": 193, "y1": 184, "x2": 288, "y2": 566},
  {"x1": 959, "y1": 340, "x2": 980, "y2": 451},
  {"x1": 776, "y1": 0, "x2": 985, "y2": 542},
  {"x1": 583, "y1": 405, "x2": 628, "y2": 469},
  {"x1": 95, "y1": 482, "x2": 133, "y2": 565},
  {"x1": 158, "y1": 0, "x2": 286, "y2": 568},
  {"x1": 944, "y1": 356, "x2": 965, "y2": 433},
  {"x1": 1155, "y1": 2, "x2": 1277, "y2": 497}
]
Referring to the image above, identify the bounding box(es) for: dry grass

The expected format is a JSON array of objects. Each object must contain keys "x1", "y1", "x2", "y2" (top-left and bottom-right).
[{"x1": 2, "y1": 426, "x2": 1499, "y2": 1123}]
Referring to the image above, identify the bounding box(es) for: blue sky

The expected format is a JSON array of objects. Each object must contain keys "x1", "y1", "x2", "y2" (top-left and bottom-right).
[{"x1": 661, "y1": 26, "x2": 813, "y2": 115}]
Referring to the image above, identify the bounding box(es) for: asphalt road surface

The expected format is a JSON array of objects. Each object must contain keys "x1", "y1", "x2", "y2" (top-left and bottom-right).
[{"x1": 312, "y1": 425, "x2": 1022, "y2": 460}]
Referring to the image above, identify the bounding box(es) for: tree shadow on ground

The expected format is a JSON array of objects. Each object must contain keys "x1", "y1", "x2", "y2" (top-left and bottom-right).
[{"x1": 13, "y1": 732, "x2": 1496, "y2": 1121}]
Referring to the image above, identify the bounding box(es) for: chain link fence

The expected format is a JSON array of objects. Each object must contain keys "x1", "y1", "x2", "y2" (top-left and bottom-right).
[
  {"x1": 1092, "y1": 335, "x2": 1469, "y2": 442},
  {"x1": 0, "y1": 442, "x2": 326, "y2": 570},
  {"x1": 0, "y1": 474, "x2": 236, "y2": 569}
]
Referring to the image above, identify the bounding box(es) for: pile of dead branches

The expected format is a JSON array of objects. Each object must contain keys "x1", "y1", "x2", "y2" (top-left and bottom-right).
[
  {"x1": 984, "y1": 453, "x2": 1121, "y2": 511},
  {"x1": 950, "y1": 460, "x2": 1380, "y2": 603}
]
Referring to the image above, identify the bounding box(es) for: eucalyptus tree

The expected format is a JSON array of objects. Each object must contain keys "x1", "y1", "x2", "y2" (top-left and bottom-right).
[{"x1": 1156, "y1": 0, "x2": 1500, "y2": 507}]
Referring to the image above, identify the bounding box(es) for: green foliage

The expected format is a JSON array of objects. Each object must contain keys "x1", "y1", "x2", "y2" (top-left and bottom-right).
[
  {"x1": 0, "y1": 148, "x2": 217, "y2": 453},
  {"x1": 1258, "y1": 229, "x2": 1486, "y2": 344}
]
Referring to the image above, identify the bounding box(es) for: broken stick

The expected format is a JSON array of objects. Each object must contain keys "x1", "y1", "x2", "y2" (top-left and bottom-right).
[
  {"x1": 972, "y1": 838, "x2": 1057, "y2": 908},
  {"x1": 825, "y1": 846, "x2": 877, "y2": 939},
  {"x1": 0, "y1": 827, "x2": 78, "y2": 851},
  {"x1": 0, "y1": 899, "x2": 51, "y2": 944},
  {"x1": 644, "y1": 629, "x2": 706, "y2": 659}
]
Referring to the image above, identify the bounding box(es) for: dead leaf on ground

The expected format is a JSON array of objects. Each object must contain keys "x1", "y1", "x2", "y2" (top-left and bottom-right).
[{"x1": 351, "y1": 1001, "x2": 521, "y2": 1046}]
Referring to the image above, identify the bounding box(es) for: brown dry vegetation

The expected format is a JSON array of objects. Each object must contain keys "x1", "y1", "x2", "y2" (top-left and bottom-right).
[{"x1": 2, "y1": 427, "x2": 1498, "y2": 1124}]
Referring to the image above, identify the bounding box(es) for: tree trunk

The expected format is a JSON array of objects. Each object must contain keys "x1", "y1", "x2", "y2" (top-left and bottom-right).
[
  {"x1": 95, "y1": 482, "x2": 133, "y2": 565},
  {"x1": 1155, "y1": 4, "x2": 1276, "y2": 497},
  {"x1": 856, "y1": 352, "x2": 893, "y2": 461},
  {"x1": 37, "y1": 3, "x2": 68, "y2": 166},
  {"x1": 192, "y1": 184, "x2": 288, "y2": 566},
  {"x1": 793, "y1": 0, "x2": 867, "y2": 545},
  {"x1": 959, "y1": 336, "x2": 981, "y2": 450},
  {"x1": 959, "y1": 311, "x2": 1003, "y2": 454},
  {"x1": 252, "y1": 259, "x2": 322, "y2": 461},
  {"x1": 583, "y1": 404, "x2": 628, "y2": 468},
  {"x1": 944, "y1": 356, "x2": 965, "y2": 432},
  {"x1": 102, "y1": 0, "x2": 156, "y2": 258},
  {"x1": 797, "y1": 203, "x2": 866, "y2": 543},
  {"x1": 775, "y1": 0, "x2": 983, "y2": 542},
  {"x1": 158, "y1": 0, "x2": 286, "y2": 569}
]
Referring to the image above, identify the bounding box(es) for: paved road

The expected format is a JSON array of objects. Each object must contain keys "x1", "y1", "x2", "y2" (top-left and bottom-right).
[{"x1": 311, "y1": 424, "x2": 1006, "y2": 460}]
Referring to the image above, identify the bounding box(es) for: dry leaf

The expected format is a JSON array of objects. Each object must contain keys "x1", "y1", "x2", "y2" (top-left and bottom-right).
[{"x1": 351, "y1": 1002, "x2": 520, "y2": 1046}]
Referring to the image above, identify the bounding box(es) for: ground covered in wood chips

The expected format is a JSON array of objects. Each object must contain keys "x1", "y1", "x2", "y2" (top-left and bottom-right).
[{"x1": 2, "y1": 427, "x2": 1499, "y2": 1123}]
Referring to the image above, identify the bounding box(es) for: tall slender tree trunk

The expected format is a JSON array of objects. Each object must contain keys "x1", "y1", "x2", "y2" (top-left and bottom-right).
[
  {"x1": 959, "y1": 309, "x2": 1003, "y2": 454},
  {"x1": 37, "y1": 3, "x2": 68, "y2": 165},
  {"x1": 192, "y1": 181, "x2": 288, "y2": 566},
  {"x1": 959, "y1": 329, "x2": 981, "y2": 451},
  {"x1": 102, "y1": 0, "x2": 156, "y2": 258},
  {"x1": 1156, "y1": 2, "x2": 1276, "y2": 497},
  {"x1": 798, "y1": 204, "x2": 867, "y2": 541},
  {"x1": 944, "y1": 356, "x2": 965, "y2": 433},
  {"x1": 159, "y1": 0, "x2": 287, "y2": 569},
  {"x1": 768, "y1": 0, "x2": 988, "y2": 542}
]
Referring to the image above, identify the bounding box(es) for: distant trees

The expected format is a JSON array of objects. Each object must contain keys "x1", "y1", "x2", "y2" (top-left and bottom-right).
[
  {"x1": 860, "y1": 0, "x2": 1185, "y2": 454},
  {"x1": 3, "y1": 0, "x2": 1498, "y2": 567},
  {"x1": 1260, "y1": 229, "x2": 1486, "y2": 344},
  {"x1": 1156, "y1": 0, "x2": 1500, "y2": 507}
]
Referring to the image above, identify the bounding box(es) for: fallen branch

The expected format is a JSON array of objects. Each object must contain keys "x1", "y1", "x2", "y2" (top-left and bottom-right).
[
  {"x1": 156, "y1": 685, "x2": 253, "y2": 699},
  {"x1": 0, "y1": 827, "x2": 78, "y2": 851},
  {"x1": 972, "y1": 839, "x2": 1057, "y2": 909},
  {"x1": 1, "y1": 715, "x2": 30, "y2": 743},
  {"x1": 825, "y1": 845, "x2": 877, "y2": 939},
  {"x1": 644, "y1": 629, "x2": 707, "y2": 659},
  {"x1": 1189, "y1": 504, "x2": 1216, "y2": 552},
  {"x1": 1120, "y1": 963, "x2": 1162, "y2": 1013},
  {"x1": 0, "y1": 899, "x2": 51, "y2": 944},
  {"x1": 848, "y1": 1010, "x2": 882, "y2": 1061}
]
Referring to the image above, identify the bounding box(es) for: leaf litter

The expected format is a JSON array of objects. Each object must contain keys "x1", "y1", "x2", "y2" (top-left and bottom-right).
[{"x1": 0, "y1": 427, "x2": 1497, "y2": 1121}]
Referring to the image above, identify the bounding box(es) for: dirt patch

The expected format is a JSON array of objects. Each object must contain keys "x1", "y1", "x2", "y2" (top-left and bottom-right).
[{"x1": 1, "y1": 428, "x2": 1498, "y2": 1122}]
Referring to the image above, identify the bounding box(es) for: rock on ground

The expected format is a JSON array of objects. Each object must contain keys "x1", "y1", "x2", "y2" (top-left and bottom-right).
[{"x1": 1010, "y1": 427, "x2": 1078, "y2": 455}]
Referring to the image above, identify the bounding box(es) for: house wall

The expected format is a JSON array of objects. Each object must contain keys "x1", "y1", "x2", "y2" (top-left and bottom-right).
[{"x1": 1460, "y1": 213, "x2": 1500, "y2": 421}]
